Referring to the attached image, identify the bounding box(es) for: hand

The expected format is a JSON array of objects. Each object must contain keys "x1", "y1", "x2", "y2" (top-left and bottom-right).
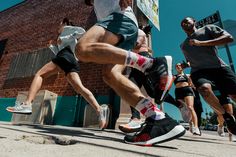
[
  {"x1": 119, "y1": 0, "x2": 132, "y2": 10},
  {"x1": 57, "y1": 38, "x2": 62, "y2": 45},
  {"x1": 189, "y1": 39, "x2": 203, "y2": 46},
  {"x1": 47, "y1": 40, "x2": 53, "y2": 47}
]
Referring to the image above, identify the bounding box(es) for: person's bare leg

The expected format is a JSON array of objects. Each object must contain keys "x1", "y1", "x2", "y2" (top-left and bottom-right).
[
  {"x1": 25, "y1": 61, "x2": 60, "y2": 104},
  {"x1": 77, "y1": 26, "x2": 126, "y2": 64},
  {"x1": 66, "y1": 72, "x2": 101, "y2": 113},
  {"x1": 217, "y1": 114, "x2": 225, "y2": 127},
  {"x1": 198, "y1": 83, "x2": 225, "y2": 114},
  {"x1": 102, "y1": 64, "x2": 145, "y2": 106},
  {"x1": 184, "y1": 96, "x2": 198, "y2": 128},
  {"x1": 66, "y1": 72, "x2": 109, "y2": 128},
  {"x1": 76, "y1": 26, "x2": 152, "y2": 72}
]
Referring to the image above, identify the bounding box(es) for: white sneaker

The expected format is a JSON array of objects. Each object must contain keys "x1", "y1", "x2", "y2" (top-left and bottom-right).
[
  {"x1": 6, "y1": 101, "x2": 32, "y2": 114},
  {"x1": 217, "y1": 125, "x2": 225, "y2": 137},
  {"x1": 192, "y1": 126, "x2": 201, "y2": 136},
  {"x1": 98, "y1": 104, "x2": 110, "y2": 129},
  {"x1": 119, "y1": 119, "x2": 143, "y2": 133}
]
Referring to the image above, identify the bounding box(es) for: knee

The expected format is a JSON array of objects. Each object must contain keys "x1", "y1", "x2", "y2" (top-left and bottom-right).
[
  {"x1": 76, "y1": 42, "x2": 93, "y2": 62},
  {"x1": 35, "y1": 70, "x2": 46, "y2": 79},
  {"x1": 102, "y1": 68, "x2": 114, "y2": 84},
  {"x1": 198, "y1": 84, "x2": 212, "y2": 98}
]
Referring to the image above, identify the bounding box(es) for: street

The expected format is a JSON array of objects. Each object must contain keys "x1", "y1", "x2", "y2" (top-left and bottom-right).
[{"x1": 0, "y1": 122, "x2": 235, "y2": 157}]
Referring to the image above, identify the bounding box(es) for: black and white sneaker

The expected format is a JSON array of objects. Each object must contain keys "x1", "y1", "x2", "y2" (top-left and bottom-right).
[
  {"x1": 145, "y1": 56, "x2": 173, "y2": 104},
  {"x1": 124, "y1": 114, "x2": 186, "y2": 146},
  {"x1": 223, "y1": 112, "x2": 236, "y2": 135}
]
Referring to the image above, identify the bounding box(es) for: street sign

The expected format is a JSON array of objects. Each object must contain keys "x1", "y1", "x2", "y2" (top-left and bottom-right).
[
  {"x1": 195, "y1": 12, "x2": 219, "y2": 28},
  {"x1": 137, "y1": 0, "x2": 160, "y2": 30}
]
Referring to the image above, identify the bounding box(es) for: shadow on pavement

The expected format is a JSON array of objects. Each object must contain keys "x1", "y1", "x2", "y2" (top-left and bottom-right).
[{"x1": 0, "y1": 124, "x2": 174, "y2": 157}]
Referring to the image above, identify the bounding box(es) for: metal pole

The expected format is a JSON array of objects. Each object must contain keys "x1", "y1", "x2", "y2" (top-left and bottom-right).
[{"x1": 216, "y1": 10, "x2": 235, "y2": 72}]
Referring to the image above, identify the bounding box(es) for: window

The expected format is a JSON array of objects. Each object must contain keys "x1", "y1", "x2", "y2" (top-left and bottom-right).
[{"x1": 7, "y1": 48, "x2": 55, "y2": 79}]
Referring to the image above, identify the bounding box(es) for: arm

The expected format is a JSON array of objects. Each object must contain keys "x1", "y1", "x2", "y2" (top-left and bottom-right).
[
  {"x1": 59, "y1": 31, "x2": 84, "y2": 43},
  {"x1": 189, "y1": 25, "x2": 234, "y2": 46},
  {"x1": 187, "y1": 75, "x2": 196, "y2": 89},
  {"x1": 189, "y1": 34, "x2": 233, "y2": 46}
]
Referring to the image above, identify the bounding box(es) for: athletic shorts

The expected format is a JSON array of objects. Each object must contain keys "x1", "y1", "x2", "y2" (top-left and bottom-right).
[
  {"x1": 191, "y1": 66, "x2": 236, "y2": 95},
  {"x1": 96, "y1": 13, "x2": 138, "y2": 50},
  {"x1": 52, "y1": 47, "x2": 80, "y2": 75},
  {"x1": 175, "y1": 86, "x2": 195, "y2": 100},
  {"x1": 213, "y1": 87, "x2": 232, "y2": 105}
]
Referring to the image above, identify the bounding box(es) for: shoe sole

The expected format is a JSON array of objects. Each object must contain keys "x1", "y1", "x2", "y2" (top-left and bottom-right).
[
  {"x1": 125, "y1": 125, "x2": 186, "y2": 146},
  {"x1": 119, "y1": 125, "x2": 142, "y2": 133},
  {"x1": 6, "y1": 109, "x2": 32, "y2": 115},
  {"x1": 159, "y1": 56, "x2": 173, "y2": 102}
]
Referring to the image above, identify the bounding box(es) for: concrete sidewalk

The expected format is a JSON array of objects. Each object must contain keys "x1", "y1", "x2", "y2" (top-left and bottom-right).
[{"x1": 0, "y1": 122, "x2": 235, "y2": 157}]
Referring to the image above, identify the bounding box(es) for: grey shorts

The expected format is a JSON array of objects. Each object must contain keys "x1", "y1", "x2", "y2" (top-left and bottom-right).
[{"x1": 96, "y1": 13, "x2": 138, "y2": 50}]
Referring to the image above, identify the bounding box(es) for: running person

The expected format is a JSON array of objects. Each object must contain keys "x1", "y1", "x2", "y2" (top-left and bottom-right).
[
  {"x1": 6, "y1": 18, "x2": 109, "y2": 129},
  {"x1": 79, "y1": 0, "x2": 185, "y2": 146},
  {"x1": 174, "y1": 63, "x2": 200, "y2": 135},
  {"x1": 180, "y1": 16, "x2": 236, "y2": 135},
  {"x1": 119, "y1": 28, "x2": 180, "y2": 133}
]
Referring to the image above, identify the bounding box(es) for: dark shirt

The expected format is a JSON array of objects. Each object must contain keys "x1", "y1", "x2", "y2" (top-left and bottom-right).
[
  {"x1": 174, "y1": 74, "x2": 189, "y2": 85},
  {"x1": 180, "y1": 24, "x2": 230, "y2": 73}
]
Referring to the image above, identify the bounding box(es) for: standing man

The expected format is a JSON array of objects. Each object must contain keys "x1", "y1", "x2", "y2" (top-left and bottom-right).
[
  {"x1": 180, "y1": 16, "x2": 236, "y2": 135},
  {"x1": 78, "y1": 0, "x2": 185, "y2": 146}
]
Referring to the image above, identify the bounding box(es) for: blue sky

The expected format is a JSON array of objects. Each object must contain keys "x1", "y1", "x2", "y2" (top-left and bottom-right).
[
  {"x1": 0, "y1": 0, "x2": 23, "y2": 12},
  {"x1": 151, "y1": 0, "x2": 236, "y2": 120}
]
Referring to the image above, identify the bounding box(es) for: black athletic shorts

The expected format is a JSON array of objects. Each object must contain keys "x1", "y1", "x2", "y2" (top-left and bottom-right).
[
  {"x1": 175, "y1": 86, "x2": 195, "y2": 100},
  {"x1": 213, "y1": 87, "x2": 232, "y2": 105},
  {"x1": 52, "y1": 47, "x2": 80, "y2": 75},
  {"x1": 191, "y1": 66, "x2": 236, "y2": 95}
]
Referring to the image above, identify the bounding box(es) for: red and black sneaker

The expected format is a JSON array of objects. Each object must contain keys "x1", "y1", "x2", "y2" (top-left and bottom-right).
[
  {"x1": 145, "y1": 56, "x2": 173, "y2": 104},
  {"x1": 223, "y1": 112, "x2": 236, "y2": 135},
  {"x1": 124, "y1": 114, "x2": 186, "y2": 146}
]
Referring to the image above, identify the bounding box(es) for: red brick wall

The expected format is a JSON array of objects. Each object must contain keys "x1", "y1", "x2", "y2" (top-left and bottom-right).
[{"x1": 0, "y1": 0, "x2": 110, "y2": 98}]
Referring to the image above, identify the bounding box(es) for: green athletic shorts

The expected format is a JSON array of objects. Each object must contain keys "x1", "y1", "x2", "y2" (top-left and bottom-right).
[{"x1": 96, "y1": 13, "x2": 138, "y2": 50}]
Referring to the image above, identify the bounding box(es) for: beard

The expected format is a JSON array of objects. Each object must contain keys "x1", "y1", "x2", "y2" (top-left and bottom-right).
[{"x1": 183, "y1": 23, "x2": 194, "y2": 32}]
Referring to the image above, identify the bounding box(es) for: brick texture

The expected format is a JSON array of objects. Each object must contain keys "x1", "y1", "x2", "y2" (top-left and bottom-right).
[{"x1": 0, "y1": 0, "x2": 110, "y2": 98}]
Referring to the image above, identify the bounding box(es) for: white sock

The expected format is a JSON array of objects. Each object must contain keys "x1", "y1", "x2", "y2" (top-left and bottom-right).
[
  {"x1": 135, "y1": 98, "x2": 165, "y2": 120},
  {"x1": 124, "y1": 51, "x2": 153, "y2": 72}
]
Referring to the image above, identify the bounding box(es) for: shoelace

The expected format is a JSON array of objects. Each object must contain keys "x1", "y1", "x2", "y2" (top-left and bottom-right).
[{"x1": 13, "y1": 102, "x2": 24, "y2": 110}]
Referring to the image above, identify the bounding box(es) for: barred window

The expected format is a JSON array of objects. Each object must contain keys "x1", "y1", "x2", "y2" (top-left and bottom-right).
[{"x1": 7, "y1": 48, "x2": 55, "y2": 79}]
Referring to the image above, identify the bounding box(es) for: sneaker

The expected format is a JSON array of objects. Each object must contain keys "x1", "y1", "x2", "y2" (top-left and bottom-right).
[
  {"x1": 217, "y1": 125, "x2": 225, "y2": 137},
  {"x1": 179, "y1": 103, "x2": 192, "y2": 123},
  {"x1": 98, "y1": 104, "x2": 110, "y2": 129},
  {"x1": 6, "y1": 101, "x2": 32, "y2": 114},
  {"x1": 145, "y1": 56, "x2": 173, "y2": 104},
  {"x1": 119, "y1": 119, "x2": 143, "y2": 133},
  {"x1": 124, "y1": 114, "x2": 186, "y2": 146},
  {"x1": 192, "y1": 126, "x2": 201, "y2": 136},
  {"x1": 223, "y1": 112, "x2": 236, "y2": 135}
]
